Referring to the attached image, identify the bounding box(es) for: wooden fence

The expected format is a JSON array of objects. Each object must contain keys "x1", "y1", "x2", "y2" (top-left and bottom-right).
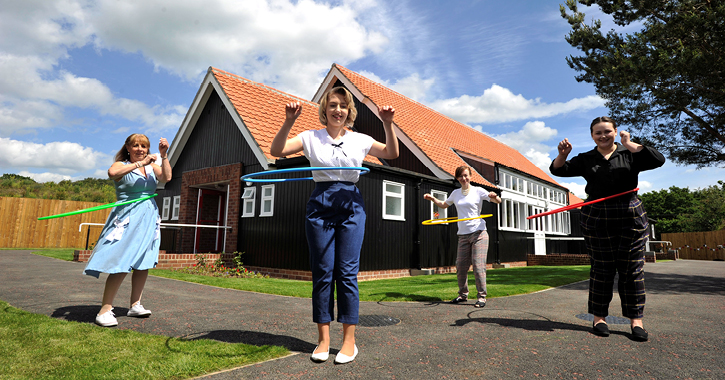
[
  {"x1": 661, "y1": 230, "x2": 725, "y2": 261},
  {"x1": 0, "y1": 197, "x2": 107, "y2": 248}
]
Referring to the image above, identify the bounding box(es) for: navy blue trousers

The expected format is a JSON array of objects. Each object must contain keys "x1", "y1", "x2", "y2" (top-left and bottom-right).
[
  {"x1": 305, "y1": 181, "x2": 366, "y2": 325},
  {"x1": 580, "y1": 193, "x2": 648, "y2": 319}
]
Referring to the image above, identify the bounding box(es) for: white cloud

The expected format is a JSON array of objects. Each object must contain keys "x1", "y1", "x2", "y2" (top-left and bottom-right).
[
  {"x1": 637, "y1": 180, "x2": 653, "y2": 192},
  {"x1": 557, "y1": 181, "x2": 587, "y2": 199},
  {"x1": 17, "y1": 170, "x2": 72, "y2": 183},
  {"x1": 0, "y1": 54, "x2": 186, "y2": 136},
  {"x1": 358, "y1": 71, "x2": 435, "y2": 102},
  {"x1": 0, "y1": 137, "x2": 106, "y2": 173},
  {"x1": 87, "y1": 0, "x2": 388, "y2": 97},
  {"x1": 483, "y1": 121, "x2": 558, "y2": 173},
  {"x1": 429, "y1": 84, "x2": 605, "y2": 124}
]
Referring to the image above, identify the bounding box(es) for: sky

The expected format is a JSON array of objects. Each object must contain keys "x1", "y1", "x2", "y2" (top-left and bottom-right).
[{"x1": 0, "y1": 0, "x2": 719, "y2": 199}]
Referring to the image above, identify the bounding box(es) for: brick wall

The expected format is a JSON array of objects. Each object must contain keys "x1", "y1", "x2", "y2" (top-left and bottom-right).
[
  {"x1": 179, "y1": 163, "x2": 243, "y2": 254},
  {"x1": 74, "y1": 251, "x2": 529, "y2": 280},
  {"x1": 527, "y1": 254, "x2": 590, "y2": 266},
  {"x1": 74, "y1": 250, "x2": 236, "y2": 270}
]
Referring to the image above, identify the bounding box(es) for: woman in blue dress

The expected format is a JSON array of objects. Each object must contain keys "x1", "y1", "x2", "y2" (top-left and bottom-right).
[{"x1": 85, "y1": 133, "x2": 172, "y2": 327}]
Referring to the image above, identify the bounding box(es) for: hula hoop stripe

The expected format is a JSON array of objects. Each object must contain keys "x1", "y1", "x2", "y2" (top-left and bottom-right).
[
  {"x1": 422, "y1": 214, "x2": 493, "y2": 225},
  {"x1": 241, "y1": 167, "x2": 369, "y2": 183},
  {"x1": 38, "y1": 193, "x2": 158, "y2": 220}
]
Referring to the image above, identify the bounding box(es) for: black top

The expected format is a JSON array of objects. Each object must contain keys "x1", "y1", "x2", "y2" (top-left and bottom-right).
[{"x1": 549, "y1": 143, "x2": 665, "y2": 200}]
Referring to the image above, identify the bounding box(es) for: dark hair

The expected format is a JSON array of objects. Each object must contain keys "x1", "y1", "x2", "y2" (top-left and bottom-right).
[
  {"x1": 590, "y1": 116, "x2": 617, "y2": 134},
  {"x1": 454, "y1": 165, "x2": 471, "y2": 178},
  {"x1": 114, "y1": 133, "x2": 151, "y2": 162}
]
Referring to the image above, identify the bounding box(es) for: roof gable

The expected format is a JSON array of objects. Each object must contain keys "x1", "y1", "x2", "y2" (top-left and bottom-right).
[{"x1": 317, "y1": 64, "x2": 564, "y2": 189}]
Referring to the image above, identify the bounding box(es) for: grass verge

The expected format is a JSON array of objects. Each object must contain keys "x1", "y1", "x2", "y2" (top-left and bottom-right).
[
  {"x1": 150, "y1": 265, "x2": 591, "y2": 302},
  {"x1": 0, "y1": 300, "x2": 288, "y2": 380}
]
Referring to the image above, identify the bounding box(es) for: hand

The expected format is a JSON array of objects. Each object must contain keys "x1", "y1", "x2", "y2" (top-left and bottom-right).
[
  {"x1": 423, "y1": 193, "x2": 434, "y2": 201},
  {"x1": 285, "y1": 102, "x2": 302, "y2": 121},
  {"x1": 158, "y1": 137, "x2": 169, "y2": 156},
  {"x1": 143, "y1": 154, "x2": 158, "y2": 165},
  {"x1": 379, "y1": 105, "x2": 395, "y2": 124},
  {"x1": 557, "y1": 138, "x2": 572, "y2": 156},
  {"x1": 488, "y1": 192, "x2": 498, "y2": 199},
  {"x1": 619, "y1": 130, "x2": 631, "y2": 145}
]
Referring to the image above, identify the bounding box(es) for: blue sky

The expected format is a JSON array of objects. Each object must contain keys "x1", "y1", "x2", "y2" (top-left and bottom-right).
[{"x1": 0, "y1": 0, "x2": 719, "y2": 198}]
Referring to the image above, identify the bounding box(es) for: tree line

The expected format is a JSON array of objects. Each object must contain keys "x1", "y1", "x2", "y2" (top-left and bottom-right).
[
  {"x1": 640, "y1": 182, "x2": 725, "y2": 235},
  {"x1": 0, "y1": 174, "x2": 116, "y2": 203}
]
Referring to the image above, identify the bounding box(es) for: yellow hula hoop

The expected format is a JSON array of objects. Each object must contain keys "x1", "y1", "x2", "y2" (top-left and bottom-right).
[{"x1": 422, "y1": 214, "x2": 493, "y2": 225}]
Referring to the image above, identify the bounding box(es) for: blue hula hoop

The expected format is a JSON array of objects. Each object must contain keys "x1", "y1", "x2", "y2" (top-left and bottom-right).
[{"x1": 241, "y1": 167, "x2": 370, "y2": 183}]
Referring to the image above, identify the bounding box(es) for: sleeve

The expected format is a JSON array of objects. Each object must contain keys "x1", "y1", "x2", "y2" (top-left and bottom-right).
[
  {"x1": 550, "y1": 154, "x2": 585, "y2": 178},
  {"x1": 479, "y1": 187, "x2": 491, "y2": 202},
  {"x1": 632, "y1": 146, "x2": 666, "y2": 172},
  {"x1": 445, "y1": 191, "x2": 456, "y2": 205}
]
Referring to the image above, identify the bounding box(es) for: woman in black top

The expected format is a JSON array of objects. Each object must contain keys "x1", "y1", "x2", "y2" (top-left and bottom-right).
[{"x1": 550, "y1": 116, "x2": 665, "y2": 342}]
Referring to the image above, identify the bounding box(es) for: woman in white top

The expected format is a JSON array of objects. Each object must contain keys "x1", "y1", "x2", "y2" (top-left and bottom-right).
[
  {"x1": 270, "y1": 87, "x2": 399, "y2": 364},
  {"x1": 424, "y1": 165, "x2": 501, "y2": 308}
]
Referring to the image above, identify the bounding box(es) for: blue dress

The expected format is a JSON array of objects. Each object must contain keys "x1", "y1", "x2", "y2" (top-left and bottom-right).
[{"x1": 83, "y1": 164, "x2": 161, "y2": 278}]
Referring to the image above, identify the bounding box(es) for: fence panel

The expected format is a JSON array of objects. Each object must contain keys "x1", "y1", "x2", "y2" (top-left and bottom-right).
[
  {"x1": 662, "y1": 230, "x2": 725, "y2": 260},
  {"x1": 0, "y1": 197, "x2": 107, "y2": 248}
]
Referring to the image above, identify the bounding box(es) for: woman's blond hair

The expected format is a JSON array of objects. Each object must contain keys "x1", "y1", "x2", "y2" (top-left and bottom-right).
[{"x1": 318, "y1": 86, "x2": 357, "y2": 127}]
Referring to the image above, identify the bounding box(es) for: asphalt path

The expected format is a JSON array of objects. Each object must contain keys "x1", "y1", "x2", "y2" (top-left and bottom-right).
[{"x1": 1, "y1": 250, "x2": 723, "y2": 379}]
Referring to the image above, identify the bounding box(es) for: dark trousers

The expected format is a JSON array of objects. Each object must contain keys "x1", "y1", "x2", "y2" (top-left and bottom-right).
[
  {"x1": 305, "y1": 181, "x2": 366, "y2": 325},
  {"x1": 580, "y1": 194, "x2": 648, "y2": 319}
]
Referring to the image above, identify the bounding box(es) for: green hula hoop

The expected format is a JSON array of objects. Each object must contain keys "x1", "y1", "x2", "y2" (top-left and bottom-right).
[{"x1": 38, "y1": 193, "x2": 158, "y2": 220}]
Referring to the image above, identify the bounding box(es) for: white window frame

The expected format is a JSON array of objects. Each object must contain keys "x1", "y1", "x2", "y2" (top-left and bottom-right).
[
  {"x1": 430, "y1": 190, "x2": 448, "y2": 220},
  {"x1": 260, "y1": 184, "x2": 275, "y2": 217},
  {"x1": 382, "y1": 180, "x2": 405, "y2": 221},
  {"x1": 162, "y1": 197, "x2": 171, "y2": 220},
  {"x1": 171, "y1": 195, "x2": 181, "y2": 220},
  {"x1": 241, "y1": 187, "x2": 256, "y2": 218}
]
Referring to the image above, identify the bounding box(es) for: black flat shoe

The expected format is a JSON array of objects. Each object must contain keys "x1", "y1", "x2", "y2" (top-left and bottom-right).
[
  {"x1": 631, "y1": 326, "x2": 649, "y2": 342},
  {"x1": 474, "y1": 300, "x2": 486, "y2": 308},
  {"x1": 591, "y1": 322, "x2": 610, "y2": 337},
  {"x1": 449, "y1": 296, "x2": 467, "y2": 304}
]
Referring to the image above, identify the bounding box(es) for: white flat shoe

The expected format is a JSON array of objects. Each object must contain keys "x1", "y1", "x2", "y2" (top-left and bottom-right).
[
  {"x1": 334, "y1": 344, "x2": 358, "y2": 364},
  {"x1": 310, "y1": 345, "x2": 329, "y2": 362},
  {"x1": 95, "y1": 308, "x2": 117, "y2": 327}
]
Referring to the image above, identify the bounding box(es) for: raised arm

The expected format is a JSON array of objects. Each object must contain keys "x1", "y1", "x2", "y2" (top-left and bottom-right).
[
  {"x1": 423, "y1": 193, "x2": 450, "y2": 209},
  {"x1": 153, "y1": 138, "x2": 172, "y2": 183},
  {"x1": 551, "y1": 138, "x2": 573, "y2": 170},
  {"x1": 270, "y1": 102, "x2": 304, "y2": 157},
  {"x1": 368, "y1": 105, "x2": 399, "y2": 160}
]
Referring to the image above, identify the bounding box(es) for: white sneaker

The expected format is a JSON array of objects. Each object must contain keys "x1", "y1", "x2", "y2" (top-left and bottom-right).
[
  {"x1": 95, "y1": 309, "x2": 118, "y2": 327},
  {"x1": 127, "y1": 304, "x2": 152, "y2": 317}
]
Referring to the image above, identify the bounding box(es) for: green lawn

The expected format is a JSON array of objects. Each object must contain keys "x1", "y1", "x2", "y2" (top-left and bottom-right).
[{"x1": 0, "y1": 300, "x2": 288, "y2": 380}]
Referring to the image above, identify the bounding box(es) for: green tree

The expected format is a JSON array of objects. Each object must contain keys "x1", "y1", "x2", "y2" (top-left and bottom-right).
[
  {"x1": 690, "y1": 181, "x2": 725, "y2": 231},
  {"x1": 640, "y1": 186, "x2": 697, "y2": 234},
  {"x1": 561, "y1": 0, "x2": 725, "y2": 168},
  {"x1": 641, "y1": 182, "x2": 725, "y2": 234},
  {"x1": 0, "y1": 174, "x2": 116, "y2": 203}
]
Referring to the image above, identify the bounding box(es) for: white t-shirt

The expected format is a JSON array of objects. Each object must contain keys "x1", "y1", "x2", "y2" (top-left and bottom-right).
[
  {"x1": 299, "y1": 128, "x2": 375, "y2": 183},
  {"x1": 445, "y1": 187, "x2": 492, "y2": 235}
]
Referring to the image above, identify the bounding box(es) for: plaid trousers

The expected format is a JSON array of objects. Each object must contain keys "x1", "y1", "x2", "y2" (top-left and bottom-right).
[
  {"x1": 580, "y1": 194, "x2": 648, "y2": 319},
  {"x1": 455, "y1": 230, "x2": 489, "y2": 302}
]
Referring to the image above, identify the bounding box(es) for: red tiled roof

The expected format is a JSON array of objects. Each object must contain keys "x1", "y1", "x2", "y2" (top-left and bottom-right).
[
  {"x1": 211, "y1": 67, "x2": 381, "y2": 164},
  {"x1": 334, "y1": 64, "x2": 563, "y2": 189}
]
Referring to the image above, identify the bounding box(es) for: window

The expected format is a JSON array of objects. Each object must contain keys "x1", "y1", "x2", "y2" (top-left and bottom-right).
[
  {"x1": 162, "y1": 197, "x2": 171, "y2": 220},
  {"x1": 260, "y1": 185, "x2": 275, "y2": 217},
  {"x1": 383, "y1": 181, "x2": 405, "y2": 221},
  {"x1": 171, "y1": 196, "x2": 181, "y2": 220},
  {"x1": 500, "y1": 199, "x2": 527, "y2": 231},
  {"x1": 241, "y1": 187, "x2": 256, "y2": 218},
  {"x1": 430, "y1": 190, "x2": 448, "y2": 220}
]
